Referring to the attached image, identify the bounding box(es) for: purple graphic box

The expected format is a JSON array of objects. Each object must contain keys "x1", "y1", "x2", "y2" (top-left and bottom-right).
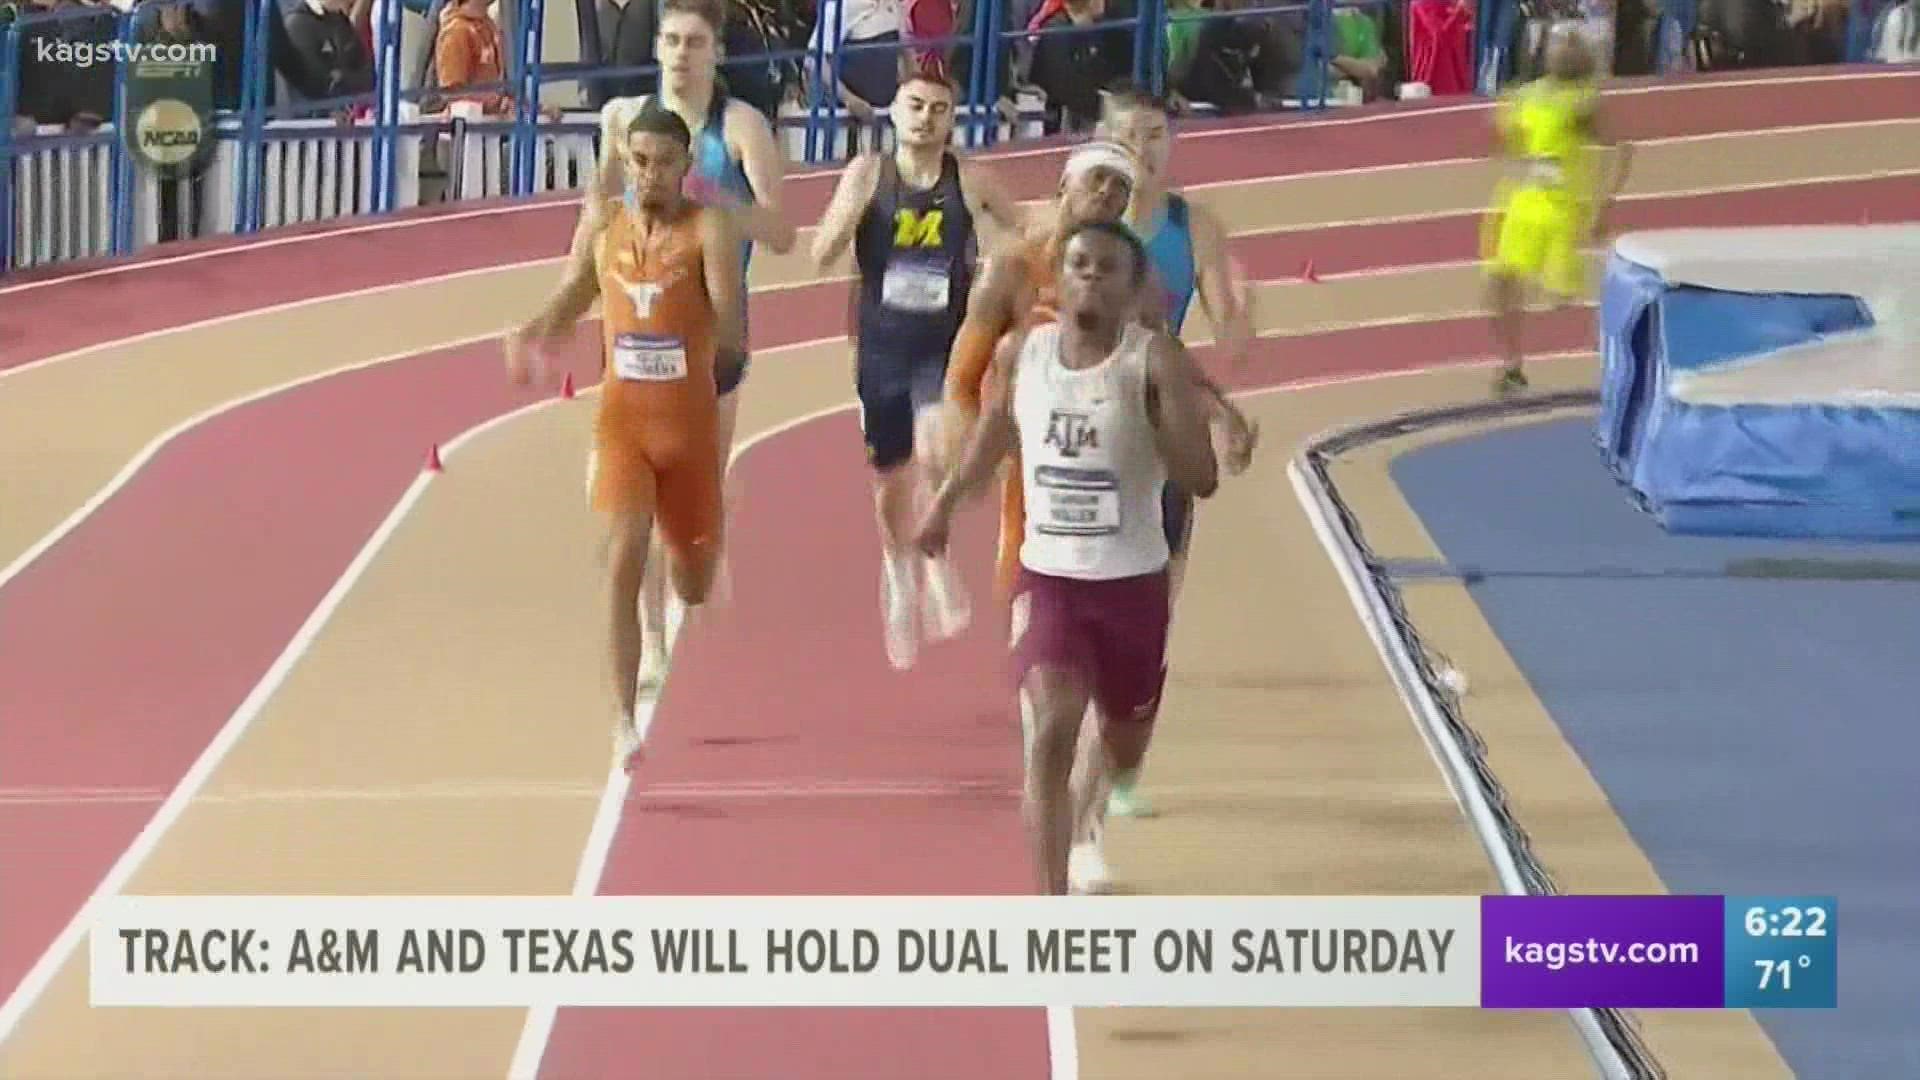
[{"x1": 1481, "y1": 895, "x2": 1724, "y2": 1008}]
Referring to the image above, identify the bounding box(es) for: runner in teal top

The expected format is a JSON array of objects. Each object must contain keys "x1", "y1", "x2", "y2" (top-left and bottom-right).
[{"x1": 1142, "y1": 192, "x2": 1198, "y2": 336}]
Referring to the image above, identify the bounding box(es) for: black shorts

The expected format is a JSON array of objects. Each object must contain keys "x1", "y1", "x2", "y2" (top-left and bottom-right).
[
  {"x1": 856, "y1": 340, "x2": 948, "y2": 471},
  {"x1": 1162, "y1": 484, "x2": 1194, "y2": 556},
  {"x1": 717, "y1": 350, "x2": 748, "y2": 397}
]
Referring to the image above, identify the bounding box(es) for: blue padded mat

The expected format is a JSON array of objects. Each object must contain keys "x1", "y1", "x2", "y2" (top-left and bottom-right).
[{"x1": 1390, "y1": 416, "x2": 1920, "y2": 1078}]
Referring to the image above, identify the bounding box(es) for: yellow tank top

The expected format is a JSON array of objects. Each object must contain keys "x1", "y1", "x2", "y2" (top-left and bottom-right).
[{"x1": 1497, "y1": 78, "x2": 1599, "y2": 199}]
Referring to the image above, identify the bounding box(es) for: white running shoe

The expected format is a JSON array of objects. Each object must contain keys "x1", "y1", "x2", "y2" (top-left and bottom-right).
[
  {"x1": 922, "y1": 554, "x2": 971, "y2": 641},
  {"x1": 612, "y1": 709, "x2": 644, "y2": 769},
  {"x1": 1068, "y1": 840, "x2": 1114, "y2": 895},
  {"x1": 635, "y1": 636, "x2": 670, "y2": 697},
  {"x1": 882, "y1": 559, "x2": 920, "y2": 670}
]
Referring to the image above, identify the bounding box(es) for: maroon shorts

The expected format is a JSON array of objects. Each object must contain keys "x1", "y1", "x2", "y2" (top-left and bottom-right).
[{"x1": 1009, "y1": 566, "x2": 1172, "y2": 725}]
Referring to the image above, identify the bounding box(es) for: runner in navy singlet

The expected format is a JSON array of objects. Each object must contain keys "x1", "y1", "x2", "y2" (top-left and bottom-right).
[{"x1": 811, "y1": 72, "x2": 1027, "y2": 670}]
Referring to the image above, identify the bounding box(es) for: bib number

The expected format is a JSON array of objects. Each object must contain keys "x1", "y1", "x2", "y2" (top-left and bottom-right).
[
  {"x1": 613, "y1": 333, "x2": 688, "y2": 382},
  {"x1": 1034, "y1": 466, "x2": 1120, "y2": 537},
  {"x1": 882, "y1": 260, "x2": 952, "y2": 313},
  {"x1": 1522, "y1": 157, "x2": 1566, "y2": 188}
]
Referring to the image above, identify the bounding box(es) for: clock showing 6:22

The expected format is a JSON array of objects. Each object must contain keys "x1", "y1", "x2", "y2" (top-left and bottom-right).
[{"x1": 1724, "y1": 896, "x2": 1837, "y2": 1009}]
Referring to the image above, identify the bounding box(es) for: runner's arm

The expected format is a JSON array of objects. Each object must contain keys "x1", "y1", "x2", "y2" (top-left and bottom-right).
[
  {"x1": 932, "y1": 331, "x2": 1024, "y2": 515},
  {"x1": 1188, "y1": 201, "x2": 1254, "y2": 365},
  {"x1": 1145, "y1": 333, "x2": 1220, "y2": 499},
  {"x1": 701, "y1": 207, "x2": 748, "y2": 362},
  {"x1": 958, "y1": 159, "x2": 1035, "y2": 253},
  {"x1": 728, "y1": 101, "x2": 797, "y2": 254},
  {"x1": 942, "y1": 253, "x2": 1023, "y2": 418},
  {"x1": 809, "y1": 152, "x2": 883, "y2": 272}
]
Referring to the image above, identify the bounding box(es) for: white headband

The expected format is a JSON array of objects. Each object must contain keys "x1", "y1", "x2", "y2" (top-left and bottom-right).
[{"x1": 1061, "y1": 141, "x2": 1139, "y2": 190}]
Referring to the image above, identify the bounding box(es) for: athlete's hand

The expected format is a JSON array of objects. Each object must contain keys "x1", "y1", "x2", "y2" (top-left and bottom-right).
[
  {"x1": 1224, "y1": 414, "x2": 1260, "y2": 476},
  {"x1": 913, "y1": 505, "x2": 953, "y2": 559},
  {"x1": 504, "y1": 324, "x2": 560, "y2": 388}
]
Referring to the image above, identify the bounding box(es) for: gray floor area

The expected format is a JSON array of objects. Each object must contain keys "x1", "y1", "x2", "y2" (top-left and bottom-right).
[{"x1": 1391, "y1": 416, "x2": 1920, "y2": 1080}]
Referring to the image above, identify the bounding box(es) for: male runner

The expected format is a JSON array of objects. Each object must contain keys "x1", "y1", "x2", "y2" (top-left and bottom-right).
[
  {"x1": 934, "y1": 140, "x2": 1142, "y2": 610},
  {"x1": 575, "y1": 0, "x2": 796, "y2": 693},
  {"x1": 914, "y1": 221, "x2": 1219, "y2": 896},
  {"x1": 509, "y1": 107, "x2": 745, "y2": 764},
  {"x1": 1058, "y1": 86, "x2": 1264, "y2": 883},
  {"x1": 1482, "y1": 22, "x2": 1633, "y2": 396},
  {"x1": 809, "y1": 72, "x2": 1028, "y2": 669}
]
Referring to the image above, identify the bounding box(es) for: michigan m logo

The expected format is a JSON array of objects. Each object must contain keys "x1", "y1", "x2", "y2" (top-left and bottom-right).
[{"x1": 893, "y1": 208, "x2": 944, "y2": 248}]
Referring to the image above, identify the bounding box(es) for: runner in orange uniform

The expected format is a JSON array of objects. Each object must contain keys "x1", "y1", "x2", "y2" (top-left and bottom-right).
[
  {"x1": 937, "y1": 141, "x2": 1141, "y2": 609},
  {"x1": 507, "y1": 106, "x2": 745, "y2": 766}
]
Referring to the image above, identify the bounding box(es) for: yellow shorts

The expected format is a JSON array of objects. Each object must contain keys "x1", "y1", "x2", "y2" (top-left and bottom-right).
[{"x1": 1482, "y1": 185, "x2": 1591, "y2": 300}]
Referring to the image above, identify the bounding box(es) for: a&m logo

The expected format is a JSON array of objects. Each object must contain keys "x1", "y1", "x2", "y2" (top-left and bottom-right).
[{"x1": 1042, "y1": 410, "x2": 1099, "y2": 459}]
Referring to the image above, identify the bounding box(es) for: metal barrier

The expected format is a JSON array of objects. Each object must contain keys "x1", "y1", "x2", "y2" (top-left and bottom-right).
[{"x1": 5, "y1": 0, "x2": 1896, "y2": 273}]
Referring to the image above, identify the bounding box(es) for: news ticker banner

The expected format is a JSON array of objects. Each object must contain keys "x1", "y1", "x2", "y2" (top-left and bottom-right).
[{"x1": 87, "y1": 894, "x2": 1836, "y2": 1010}]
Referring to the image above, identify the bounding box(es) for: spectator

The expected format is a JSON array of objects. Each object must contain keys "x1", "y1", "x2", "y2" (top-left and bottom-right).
[
  {"x1": 1873, "y1": 0, "x2": 1918, "y2": 61},
  {"x1": 588, "y1": 0, "x2": 655, "y2": 109},
  {"x1": 434, "y1": 0, "x2": 507, "y2": 111},
  {"x1": 1326, "y1": 5, "x2": 1388, "y2": 100},
  {"x1": 1693, "y1": 0, "x2": 1786, "y2": 67},
  {"x1": 1027, "y1": 0, "x2": 1133, "y2": 133},
  {"x1": 810, "y1": 0, "x2": 904, "y2": 126},
  {"x1": 903, "y1": 0, "x2": 954, "y2": 79},
  {"x1": 720, "y1": 0, "x2": 791, "y2": 121},
  {"x1": 13, "y1": 0, "x2": 117, "y2": 131},
  {"x1": 1782, "y1": 0, "x2": 1847, "y2": 62},
  {"x1": 277, "y1": 0, "x2": 375, "y2": 106}
]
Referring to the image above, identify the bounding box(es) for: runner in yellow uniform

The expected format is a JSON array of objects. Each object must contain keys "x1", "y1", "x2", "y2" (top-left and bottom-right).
[{"x1": 1481, "y1": 23, "x2": 1633, "y2": 396}]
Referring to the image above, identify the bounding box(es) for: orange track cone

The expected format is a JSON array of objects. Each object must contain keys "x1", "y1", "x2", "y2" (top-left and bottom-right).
[
  {"x1": 560, "y1": 372, "x2": 576, "y2": 399},
  {"x1": 1300, "y1": 258, "x2": 1320, "y2": 283},
  {"x1": 424, "y1": 444, "x2": 444, "y2": 472}
]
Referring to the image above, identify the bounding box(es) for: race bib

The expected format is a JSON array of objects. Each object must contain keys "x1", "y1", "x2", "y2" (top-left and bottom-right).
[
  {"x1": 881, "y1": 260, "x2": 952, "y2": 313},
  {"x1": 612, "y1": 333, "x2": 687, "y2": 382},
  {"x1": 1034, "y1": 465, "x2": 1120, "y2": 537},
  {"x1": 1523, "y1": 157, "x2": 1566, "y2": 188}
]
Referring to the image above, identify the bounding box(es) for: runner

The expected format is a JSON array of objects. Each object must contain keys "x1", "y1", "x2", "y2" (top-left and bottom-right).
[
  {"x1": 1482, "y1": 22, "x2": 1634, "y2": 397},
  {"x1": 934, "y1": 140, "x2": 1142, "y2": 615},
  {"x1": 508, "y1": 106, "x2": 745, "y2": 765},
  {"x1": 913, "y1": 220, "x2": 1220, "y2": 896},
  {"x1": 574, "y1": 0, "x2": 796, "y2": 693},
  {"x1": 1057, "y1": 86, "x2": 1265, "y2": 884},
  {"x1": 938, "y1": 139, "x2": 1251, "y2": 616},
  {"x1": 808, "y1": 71, "x2": 1029, "y2": 669}
]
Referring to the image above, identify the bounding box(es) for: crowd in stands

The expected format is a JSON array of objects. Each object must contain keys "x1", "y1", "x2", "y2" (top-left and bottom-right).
[{"x1": 6, "y1": 0, "x2": 1917, "y2": 141}]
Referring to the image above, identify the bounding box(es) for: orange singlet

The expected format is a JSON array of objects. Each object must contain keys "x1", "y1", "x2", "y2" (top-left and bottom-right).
[
  {"x1": 944, "y1": 233, "x2": 1063, "y2": 602},
  {"x1": 588, "y1": 197, "x2": 724, "y2": 565}
]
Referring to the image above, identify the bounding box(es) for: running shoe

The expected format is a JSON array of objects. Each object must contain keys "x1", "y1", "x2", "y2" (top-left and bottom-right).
[
  {"x1": 1068, "y1": 836, "x2": 1114, "y2": 895},
  {"x1": 883, "y1": 558, "x2": 920, "y2": 670},
  {"x1": 923, "y1": 554, "x2": 972, "y2": 641}
]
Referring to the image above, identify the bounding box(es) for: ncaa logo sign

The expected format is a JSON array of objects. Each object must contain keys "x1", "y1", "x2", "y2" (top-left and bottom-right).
[{"x1": 136, "y1": 99, "x2": 203, "y2": 166}]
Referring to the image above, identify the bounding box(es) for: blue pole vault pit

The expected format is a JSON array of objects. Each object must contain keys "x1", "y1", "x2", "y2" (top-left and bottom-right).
[{"x1": 1596, "y1": 225, "x2": 1920, "y2": 541}]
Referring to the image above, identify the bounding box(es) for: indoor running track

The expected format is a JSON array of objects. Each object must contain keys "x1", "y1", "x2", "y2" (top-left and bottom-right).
[{"x1": 1, "y1": 64, "x2": 1917, "y2": 1080}]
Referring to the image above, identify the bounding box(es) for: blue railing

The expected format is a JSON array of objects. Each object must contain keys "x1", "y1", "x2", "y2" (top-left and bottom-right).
[{"x1": 2, "y1": 0, "x2": 1899, "y2": 272}]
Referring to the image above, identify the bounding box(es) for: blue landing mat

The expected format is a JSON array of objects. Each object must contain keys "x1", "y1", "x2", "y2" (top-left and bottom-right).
[{"x1": 1389, "y1": 416, "x2": 1920, "y2": 1078}]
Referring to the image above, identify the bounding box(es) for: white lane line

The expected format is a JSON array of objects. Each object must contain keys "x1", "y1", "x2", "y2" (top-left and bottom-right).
[
  {"x1": 504, "y1": 400, "x2": 862, "y2": 1080},
  {"x1": 0, "y1": 330, "x2": 498, "y2": 595},
  {"x1": 0, "y1": 392, "x2": 567, "y2": 1048}
]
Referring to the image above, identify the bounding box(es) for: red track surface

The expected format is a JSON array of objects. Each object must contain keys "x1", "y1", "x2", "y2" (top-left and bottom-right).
[
  {"x1": 4, "y1": 70, "x2": 1914, "y2": 370},
  {"x1": 0, "y1": 70, "x2": 1891, "y2": 1076}
]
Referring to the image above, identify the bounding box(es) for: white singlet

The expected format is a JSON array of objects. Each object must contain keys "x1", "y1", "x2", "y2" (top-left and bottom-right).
[{"x1": 1013, "y1": 321, "x2": 1171, "y2": 581}]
